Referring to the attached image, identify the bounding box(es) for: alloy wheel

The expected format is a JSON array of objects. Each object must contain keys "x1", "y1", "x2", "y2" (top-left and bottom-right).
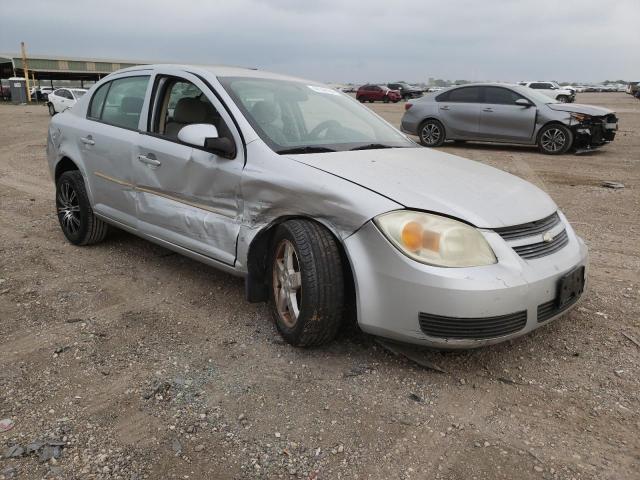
[
  {"x1": 421, "y1": 123, "x2": 441, "y2": 145},
  {"x1": 541, "y1": 128, "x2": 566, "y2": 152},
  {"x1": 272, "y1": 239, "x2": 302, "y2": 328},
  {"x1": 56, "y1": 182, "x2": 81, "y2": 235}
]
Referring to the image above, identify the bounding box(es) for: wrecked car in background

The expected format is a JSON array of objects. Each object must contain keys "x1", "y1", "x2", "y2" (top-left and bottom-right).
[
  {"x1": 402, "y1": 83, "x2": 618, "y2": 154},
  {"x1": 47, "y1": 65, "x2": 587, "y2": 349}
]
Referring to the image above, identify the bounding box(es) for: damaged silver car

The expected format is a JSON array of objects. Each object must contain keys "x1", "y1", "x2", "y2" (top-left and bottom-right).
[
  {"x1": 401, "y1": 83, "x2": 618, "y2": 154},
  {"x1": 47, "y1": 65, "x2": 588, "y2": 348}
]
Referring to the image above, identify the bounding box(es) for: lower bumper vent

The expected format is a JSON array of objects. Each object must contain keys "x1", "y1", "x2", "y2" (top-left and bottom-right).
[
  {"x1": 537, "y1": 293, "x2": 582, "y2": 323},
  {"x1": 419, "y1": 311, "x2": 527, "y2": 340}
]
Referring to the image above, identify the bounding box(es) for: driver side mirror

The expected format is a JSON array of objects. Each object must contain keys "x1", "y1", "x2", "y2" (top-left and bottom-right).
[
  {"x1": 178, "y1": 123, "x2": 236, "y2": 158},
  {"x1": 515, "y1": 98, "x2": 532, "y2": 107}
]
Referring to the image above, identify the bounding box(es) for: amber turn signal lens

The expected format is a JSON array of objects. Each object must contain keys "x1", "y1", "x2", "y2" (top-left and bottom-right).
[{"x1": 401, "y1": 221, "x2": 423, "y2": 251}]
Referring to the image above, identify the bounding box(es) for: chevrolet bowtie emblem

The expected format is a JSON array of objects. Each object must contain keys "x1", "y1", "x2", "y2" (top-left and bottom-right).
[{"x1": 542, "y1": 232, "x2": 555, "y2": 243}]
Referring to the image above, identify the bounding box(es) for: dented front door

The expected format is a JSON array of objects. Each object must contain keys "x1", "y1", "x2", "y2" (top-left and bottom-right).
[{"x1": 134, "y1": 134, "x2": 243, "y2": 265}]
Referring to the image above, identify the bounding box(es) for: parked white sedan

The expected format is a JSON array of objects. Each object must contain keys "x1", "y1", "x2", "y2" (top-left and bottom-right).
[{"x1": 48, "y1": 88, "x2": 87, "y2": 115}]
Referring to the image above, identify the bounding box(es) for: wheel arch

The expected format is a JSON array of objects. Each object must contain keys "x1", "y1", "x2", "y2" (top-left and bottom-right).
[
  {"x1": 54, "y1": 156, "x2": 81, "y2": 182},
  {"x1": 244, "y1": 215, "x2": 357, "y2": 315}
]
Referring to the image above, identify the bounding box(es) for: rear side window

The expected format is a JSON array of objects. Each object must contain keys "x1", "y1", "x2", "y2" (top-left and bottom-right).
[
  {"x1": 483, "y1": 87, "x2": 524, "y2": 105},
  {"x1": 88, "y1": 83, "x2": 109, "y2": 119},
  {"x1": 446, "y1": 87, "x2": 481, "y2": 103},
  {"x1": 99, "y1": 76, "x2": 150, "y2": 130}
]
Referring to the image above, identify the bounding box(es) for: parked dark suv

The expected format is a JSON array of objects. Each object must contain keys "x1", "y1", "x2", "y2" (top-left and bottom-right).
[
  {"x1": 387, "y1": 82, "x2": 423, "y2": 100},
  {"x1": 356, "y1": 85, "x2": 401, "y2": 103}
]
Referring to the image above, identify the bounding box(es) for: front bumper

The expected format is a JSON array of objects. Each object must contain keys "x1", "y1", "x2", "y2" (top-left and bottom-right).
[
  {"x1": 344, "y1": 213, "x2": 588, "y2": 348},
  {"x1": 572, "y1": 118, "x2": 618, "y2": 151}
]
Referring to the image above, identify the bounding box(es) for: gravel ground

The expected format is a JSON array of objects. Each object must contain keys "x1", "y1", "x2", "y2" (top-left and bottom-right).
[{"x1": 0, "y1": 92, "x2": 638, "y2": 479}]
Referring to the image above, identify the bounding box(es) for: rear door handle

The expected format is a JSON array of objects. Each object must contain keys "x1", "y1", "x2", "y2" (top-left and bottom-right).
[
  {"x1": 137, "y1": 154, "x2": 161, "y2": 167},
  {"x1": 80, "y1": 136, "x2": 95, "y2": 145},
  {"x1": 482, "y1": 108, "x2": 494, "y2": 112},
  {"x1": 440, "y1": 105, "x2": 450, "y2": 110}
]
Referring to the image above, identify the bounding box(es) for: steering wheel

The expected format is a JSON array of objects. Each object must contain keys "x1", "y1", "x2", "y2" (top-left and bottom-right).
[{"x1": 309, "y1": 120, "x2": 342, "y2": 140}]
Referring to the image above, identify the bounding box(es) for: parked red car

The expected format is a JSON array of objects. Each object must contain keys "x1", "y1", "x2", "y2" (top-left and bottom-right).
[{"x1": 356, "y1": 84, "x2": 401, "y2": 103}]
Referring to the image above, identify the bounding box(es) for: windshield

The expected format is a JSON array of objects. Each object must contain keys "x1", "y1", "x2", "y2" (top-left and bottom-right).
[{"x1": 219, "y1": 77, "x2": 414, "y2": 153}]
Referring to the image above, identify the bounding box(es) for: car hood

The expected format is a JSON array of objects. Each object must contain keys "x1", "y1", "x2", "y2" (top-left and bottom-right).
[
  {"x1": 547, "y1": 103, "x2": 614, "y2": 116},
  {"x1": 291, "y1": 148, "x2": 557, "y2": 228}
]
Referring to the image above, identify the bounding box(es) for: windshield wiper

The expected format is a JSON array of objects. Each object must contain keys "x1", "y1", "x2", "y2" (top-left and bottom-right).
[
  {"x1": 349, "y1": 143, "x2": 396, "y2": 151},
  {"x1": 276, "y1": 146, "x2": 337, "y2": 154}
]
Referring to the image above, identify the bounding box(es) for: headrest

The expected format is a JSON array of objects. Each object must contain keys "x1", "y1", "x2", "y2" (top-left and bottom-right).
[
  {"x1": 251, "y1": 101, "x2": 279, "y2": 125},
  {"x1": 121, "y1": 96, "x2": 143, "y2": 114},
  {"x1": 174, "y1": 97, "x2": 208, "y2": 124}
]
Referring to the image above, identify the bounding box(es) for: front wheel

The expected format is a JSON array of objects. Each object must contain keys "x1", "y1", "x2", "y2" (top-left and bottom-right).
[
  {"x1": 48, "y1": 103, "x2": 56, "y2": 116},
  {"x1": 538, "y1": 124, "x2": 573, "y2": 155},
  {"x1": 418, "y1": 119, "x2": 446, "y2": 147},
  {"x1": 269, "y1": 220, "x2": 344, "y2": 347},
  {"x1": 56, "y1": 171, "x2": 108, "y2": 245},
  {"x1": 556, "y1": 95, "x2": 569, "y2": 103}
]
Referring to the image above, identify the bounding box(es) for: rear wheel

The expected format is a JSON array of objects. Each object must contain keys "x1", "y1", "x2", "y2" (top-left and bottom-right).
[
  {"x1": 56, "y1": 171, "x2": 108, "y2": 245},
  {"x1": 268, "y1": 220, "x2": 344, "y2": 347},
  {"x1": 418, "y1": 119, "x2": 446, "y2": 147},
  {"x1": 538, "y1": 124, "x2": 573, "y2": 155},
  {"x1": 48, "y1": 103, "x2": 56, "y2": 116}
]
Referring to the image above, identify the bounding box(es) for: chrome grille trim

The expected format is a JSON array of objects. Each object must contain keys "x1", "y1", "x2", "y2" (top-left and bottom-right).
[
  {"x1": 494, "y1": 212, "x2": 561, "y2": 241},
  {"x1": 513, "y1": 229, "x2": 569, "y2": 260}
]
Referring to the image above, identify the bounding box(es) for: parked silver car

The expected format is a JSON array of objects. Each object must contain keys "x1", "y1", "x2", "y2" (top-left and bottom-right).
[
  {"x1": 402, "y1": 83, "x2": 618, "y2": 154},
  {"x1": 47, "y1": 66, "x2": 587, "y2": 348}
]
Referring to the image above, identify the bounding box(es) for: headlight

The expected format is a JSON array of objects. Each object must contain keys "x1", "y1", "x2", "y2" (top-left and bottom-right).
[
  {"x1": 374, "y1": 211, "x2": 497, "y2": 267},
  {"x1": 570, "y1": 112, "x2": 591, "y2": 123}
]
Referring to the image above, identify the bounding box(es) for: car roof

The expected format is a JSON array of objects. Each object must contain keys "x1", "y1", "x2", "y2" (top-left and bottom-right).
[{"x1": 111, "y1": 63, "x2": 320, "y2": 84}]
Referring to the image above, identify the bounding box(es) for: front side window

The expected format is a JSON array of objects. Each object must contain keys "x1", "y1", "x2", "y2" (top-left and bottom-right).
[
  {"x1": 150, "y1": 77, "x2": 231, "y2": 140},
  {"x1": 483, "y1": 87, "x2": 524, "y2": 105},
  {"x1": 100, "y1": 76, "x2": 149, "y2": 130},
  {"x1": 530, "y1": 83, "x2": 545, "y2": 89},
  {"x1": 219, "y1": 77, "x2": 413, "y2": 152},
  {"x1": 58, "y1": 89, "x2": 73, "y2": 100}
]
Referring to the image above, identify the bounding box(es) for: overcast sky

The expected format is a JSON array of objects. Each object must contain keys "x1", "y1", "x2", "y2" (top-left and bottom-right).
[{"x1": 1, "y1": 0, "x2": 638, "y2": 83}]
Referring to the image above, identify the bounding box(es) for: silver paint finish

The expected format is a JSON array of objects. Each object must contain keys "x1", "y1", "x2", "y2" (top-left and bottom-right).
[
  {"x1": 47, "y1": 65, "x2": 589, "y2": 348},
  {"x1": 401, "y1": 83, "x2": 616, "y2": 145}
]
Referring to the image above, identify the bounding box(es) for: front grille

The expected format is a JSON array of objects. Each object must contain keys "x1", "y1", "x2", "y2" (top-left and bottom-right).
[
  {"x1": 537, "y1": 291, "x2": 582, "y2": 323},
  {"x1": 513, "y1": 229, "x2": 569, "y2": 259},
  {"x1": 494, "y1": 213, "x2": 560, "y2": 241},
  {"x1": 419, "y1": 311, "x2": 527, "y2": 340}
]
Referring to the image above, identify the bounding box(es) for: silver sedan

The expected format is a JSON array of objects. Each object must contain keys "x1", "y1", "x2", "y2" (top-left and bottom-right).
[
  {"x1": 47, "y1": 66, "x2": 587, "y2": 348},
  {"x1": 401, "y1": 83, "x2": 618, "y2": 154}
]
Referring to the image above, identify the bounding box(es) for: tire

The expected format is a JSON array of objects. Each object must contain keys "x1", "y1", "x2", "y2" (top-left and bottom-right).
[
  {"x1": 268, "y1": 220, "x2": 344, "y2": 347},
  {"x1": 557, "y1": 95, "x2": 569, "y2": 103},
  {"x1": 56, "y1": 170, "x2": 108, "y2": 245},
  {"x1": 418, "y1": 119, "x2": 446, "y2": 147},
  {"x1": 48, "y1": 103, "x2": 56, "y2": 116},
  {"x1": 537, "y1": 124, "x2": 573, "y2": 155},
  {"x1": 369, "y1": 99, "x2": 374, "y2": 103},
  {"x1": 357, "y1": 96, "x2": 365, "y2": 103}
]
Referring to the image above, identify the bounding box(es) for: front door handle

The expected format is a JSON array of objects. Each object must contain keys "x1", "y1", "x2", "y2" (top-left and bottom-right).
[
  {"x1": 80, "y1": 136, "x2": 95, "y2": 145},
  {"x1": 482, "y1": 108, "x2": 494, "y2": 112},
  {"x1": 440, "y1": 105, "x2": 450, "y2": 110},
  {"x1": 137, "y1": 154, "x2": 161, "y2": 167}
]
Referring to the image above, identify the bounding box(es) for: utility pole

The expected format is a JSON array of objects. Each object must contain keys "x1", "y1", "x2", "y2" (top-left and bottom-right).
[{"x1": 21, "y1": 41, "x2": 31, "y2": 102}]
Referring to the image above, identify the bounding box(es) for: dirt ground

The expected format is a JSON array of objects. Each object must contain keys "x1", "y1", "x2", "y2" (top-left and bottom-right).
[{"x1": 0, "y1": 93, "x2": 638, "y2": 480}]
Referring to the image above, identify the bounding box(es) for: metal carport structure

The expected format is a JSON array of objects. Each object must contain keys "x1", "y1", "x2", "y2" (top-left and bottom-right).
[{"x1": 0, "y1": 53, "x2": 149, "y2": 87}]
